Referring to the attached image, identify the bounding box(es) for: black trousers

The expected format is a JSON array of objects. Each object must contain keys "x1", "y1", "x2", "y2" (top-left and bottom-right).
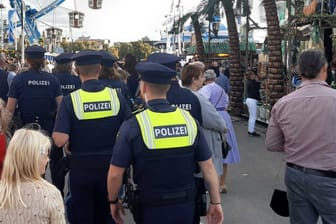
[{"x1": 49, "y1": 144, "x2": 66, "y2": 197}]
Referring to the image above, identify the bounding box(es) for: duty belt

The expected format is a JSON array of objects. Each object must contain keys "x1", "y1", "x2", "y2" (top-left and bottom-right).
[
  {"x1": 70, "y1": 155, "x2": 111, "y2": 170},
  {"x1": 136, "y1": 189, "x2": 196, "y2": 207},
  {"x1": 287, "y1": 162, "x2": 336, "y2": 178},
  {"x1": 21, "y1": 114, "x2": 55, "y2": 121}
]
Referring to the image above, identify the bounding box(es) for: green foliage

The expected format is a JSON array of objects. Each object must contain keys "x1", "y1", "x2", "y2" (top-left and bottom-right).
[
  {"x1": 60, "y1": 40, "x2": 86, "y2": 52},
  {"x1": 60, "y1": 39, "x2": 156, "y2": 60},
  {"x1": 114, "y1": 40, "x2": 156, "y2": 60}
]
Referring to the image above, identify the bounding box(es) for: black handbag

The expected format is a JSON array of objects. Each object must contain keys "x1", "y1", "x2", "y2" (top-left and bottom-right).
[
  {"x1": 213, "y1": 89, "x2": 231, "y2": 158},
  {"x1": 219, "y1": 132, "x2": 231, "y2": 158},
  {"x1": 270, "y1": 189, "x2": 289, "y2": 217}
]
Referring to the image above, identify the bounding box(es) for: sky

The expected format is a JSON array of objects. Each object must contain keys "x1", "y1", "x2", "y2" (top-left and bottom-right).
[{"x1": 5, "y1": 0, "x2": 201, "y2": 43}]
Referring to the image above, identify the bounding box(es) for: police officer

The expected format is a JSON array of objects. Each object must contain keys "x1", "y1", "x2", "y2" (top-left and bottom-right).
[
  {"x1": 147, "y1": 53, "x2": 227, "y2": 224},
  {"x1": 98, "y1": 51, "x2": 129, "y2": 100},
  {"x1": 6, "y1": 45, "x2": 62, "y2": 133},
  {"x1": 107, "y1": 61, "x2": 224, "y2": 224},
  {"x1": 52, "y1": 50, "x2": 132, "y2": 224},
  {"x1": 52, "y1": 52, "x2": 81, "y2": 196},
  {"x1": 7, "y1": 45, "x2": 63, "y2": 194},
  {"x1": 147, "y1": 52, "x2": 203, "y2": 125},
  {"x1": 0, "y1": 54, "x2": 13, "y2": 103},
  {"x1": 53, "y1": 52, "x2": 81, "y2": 96}
]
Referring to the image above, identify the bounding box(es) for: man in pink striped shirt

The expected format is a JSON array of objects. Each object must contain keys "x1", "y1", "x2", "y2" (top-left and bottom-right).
[{"x1": 266, "y1": 50, "x2": 336, "y2": 224}]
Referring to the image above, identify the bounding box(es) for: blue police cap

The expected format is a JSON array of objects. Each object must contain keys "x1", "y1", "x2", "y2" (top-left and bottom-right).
[
  {"x1": 71, "y1": 50, "x2": 102, "y2": 66},
  {"x1": 25, "y1": 45, "x2": 46, "y2": 59},
  {"x1": 147, "y1": 53, "x2": 181, "y2": 70},
  {"x1": 135, "y1": 61, "x2": 175, "y2": 84},
  {"x1": 99, "y1": 51, "x2": 117, "y2": 67},
  {"x1": 55, "y1": 52, "x2": 74, "y2": 64}
]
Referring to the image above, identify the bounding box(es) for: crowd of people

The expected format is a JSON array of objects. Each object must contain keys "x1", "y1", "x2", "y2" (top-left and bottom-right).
[
  {"x1": 0, "y1": 46, "x2": 237, "y2": 224},
  {"x1": 2, "y1": 45, "x2": 333, "y2": 224}
]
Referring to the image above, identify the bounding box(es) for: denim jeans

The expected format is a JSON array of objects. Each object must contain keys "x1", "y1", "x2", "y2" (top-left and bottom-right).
[{"x1": 285, "y1": 166, "x2": 336, "y2": 224}]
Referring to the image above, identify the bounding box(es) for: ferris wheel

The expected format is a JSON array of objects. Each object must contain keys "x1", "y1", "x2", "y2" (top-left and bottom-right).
[{"x1": 7, "y1": 0, "x2": 104, "y2": 45}]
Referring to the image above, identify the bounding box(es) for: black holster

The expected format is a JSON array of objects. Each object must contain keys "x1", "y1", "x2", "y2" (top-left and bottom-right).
[
  {"x1": 195, "y1": 177, "x2": 207, "y2": 216},
  {"x1": 124, "y1": 182, "x2": 139, "y2": 222},
  {"x1": 122, "y1": 168, "x2": 139, "y2": 222}
]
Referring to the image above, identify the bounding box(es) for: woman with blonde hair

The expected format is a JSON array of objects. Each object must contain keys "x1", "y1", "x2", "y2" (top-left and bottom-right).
[{"x1": 0, "y1": 128, "x2": 65, "y2": 223}]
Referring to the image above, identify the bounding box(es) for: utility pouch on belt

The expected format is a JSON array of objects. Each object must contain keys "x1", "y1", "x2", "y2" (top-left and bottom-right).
[
  {"x1": 195, "y1": 177, "x2": 207, "y2": 216},
  {"x1": 122, "y1": 169, "x2": 139, "y2": 222}
]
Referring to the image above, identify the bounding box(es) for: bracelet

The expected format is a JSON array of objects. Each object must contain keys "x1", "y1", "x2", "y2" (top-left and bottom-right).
[
  {"x1": 210, "y1": 202, "x2": 221, "y2": 205},
  {"x1": 108, "y1": 197, "x2": 119, "y2": 204}
]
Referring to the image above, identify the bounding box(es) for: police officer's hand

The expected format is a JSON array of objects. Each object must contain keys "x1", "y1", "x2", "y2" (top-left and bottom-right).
[
  {"x1": 110, "y1": 201, "x2": 125, "y2": 224},
  {"x1": 207, "y1": 204, "x2": 224, "y2": 224},
  {"x1": 63, "y1": 143, "x2": 71, "y2": 156}
]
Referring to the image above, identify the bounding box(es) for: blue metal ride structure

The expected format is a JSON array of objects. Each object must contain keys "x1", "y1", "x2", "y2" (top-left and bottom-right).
[{"x1": 8, "y1": 0, "x2": 65, "y2": 44}]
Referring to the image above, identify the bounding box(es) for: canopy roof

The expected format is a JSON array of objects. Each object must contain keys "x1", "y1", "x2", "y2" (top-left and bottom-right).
[{"x1": 186, "y1": 41, "x2": 256, "y2": 54}]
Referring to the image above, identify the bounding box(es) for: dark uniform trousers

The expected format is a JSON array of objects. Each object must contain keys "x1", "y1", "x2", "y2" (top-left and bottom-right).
[
  {"x1": 67, "y1": 156, "x2": 115, "y2": 224},
  {"x1": 22, "y1": 114, "x2": 66, "y2": 196},
  {"x1": 135, "y1": 202, "x2": 195, "y2": 224},
  {"x1": 0, "y1": 70, "x2": 9, "y2": 102},
  {"x1": 49, "y1": 144, "x2": 66, "y2": 196}
]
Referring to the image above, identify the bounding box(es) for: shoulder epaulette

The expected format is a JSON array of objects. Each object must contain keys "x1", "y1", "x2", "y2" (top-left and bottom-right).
[
  {"x1": 132, "y1": 106, "x2": 146, "y2": 115},
  {"x1": 123, "y1": 106, "x2": 146, "y2": 120}
]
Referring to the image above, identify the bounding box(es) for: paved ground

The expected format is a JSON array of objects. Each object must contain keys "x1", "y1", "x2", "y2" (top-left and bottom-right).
[
  {"x1": 48, "y1": 117, "x2": 295, "y2": 224},
  {"x1": 215, "y1": 117, "x2": 288, "y2": 224},
  {"x1": 118, "y1": 117, "x2": 291, "y2": 224}
]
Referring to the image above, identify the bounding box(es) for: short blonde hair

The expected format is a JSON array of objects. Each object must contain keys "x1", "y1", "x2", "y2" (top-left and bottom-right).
[
  {"x1": 0, "y1": 128, "x2": 52, "y2": 208},
  {"x1": 76, "y1": 64, "x2": 101, "y2": 77}
]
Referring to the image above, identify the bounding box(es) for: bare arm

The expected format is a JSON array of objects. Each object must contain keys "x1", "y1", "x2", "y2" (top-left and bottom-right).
[
  {"x1": 6, "y1": 97, "x2": 17, "y2": 117},
  {"x1": 199, "y1": 159, "x2": 224, "y2": 224},
  {"x1": 55, "y1": 95, "x2": 63, "y2": 111},
  {"x1": 107, "y1": 165, "x2": 126, "y2": 224},
  {"x1": 303, "y1": 0, "x2": 318, "y2": 16},
  {"x1": 52, "y1": 132, "x2": 69, "y2": 148}
]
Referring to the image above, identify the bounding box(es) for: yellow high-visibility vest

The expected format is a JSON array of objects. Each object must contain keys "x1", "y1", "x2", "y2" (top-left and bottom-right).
[
  {"x1": 135, "y1": 108, "x2": 197, "y2": 149},
  {"x1": 70, "y1": 87, "x2": 120, "y2": 120}
]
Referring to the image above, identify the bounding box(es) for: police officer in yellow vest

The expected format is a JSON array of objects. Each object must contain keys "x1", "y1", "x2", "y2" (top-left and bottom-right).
[
  {"x1": 52, "y1": 50, "x2": 132, "y2": 224},
  {"x1": 107, "y1": 61, "x2": 224, "y2": 224}
]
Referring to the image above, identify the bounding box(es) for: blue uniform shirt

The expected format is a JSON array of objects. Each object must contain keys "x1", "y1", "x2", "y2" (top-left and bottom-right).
[
  {"x1": 0, "y1": 69, "x2": 10, "y2": 102},
  {"x1": 54, "y1": 71, "x2": 81, "y2": 96},
  {"x1": 99, "y1": 78, "x2": 129, "y2": 100},
  {"x1": 110, "y1": 99, "x2": 211, "y2": 195},
  {"x1": 54, "y1": 79, "x2": 132, "y2": 160},
  {"x1": 167, "y1": 80, "x2": 203, "y2": 125},
  {"x1": 8, "y1": 69, "x2": 62, "y2": 132}
]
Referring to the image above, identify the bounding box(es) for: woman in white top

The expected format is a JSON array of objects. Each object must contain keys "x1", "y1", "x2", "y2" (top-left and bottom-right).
[{"x1": 0, "y1": 128, "x2": 65, "y2": 224}]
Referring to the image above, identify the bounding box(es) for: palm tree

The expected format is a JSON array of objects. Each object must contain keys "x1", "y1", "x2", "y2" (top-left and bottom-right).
[
  {"x1": 174, "y1": 11, "x2": 206, "y2": 62},
  {"x1": 263, "y1": 0, "x2": 284, "y2": 106},
  {"x1": 220, "y1": 0, "x2": 244, "y2": 115},
  {"x1": 191, "y1": 0, "x2": 244, "y2": 115}
]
